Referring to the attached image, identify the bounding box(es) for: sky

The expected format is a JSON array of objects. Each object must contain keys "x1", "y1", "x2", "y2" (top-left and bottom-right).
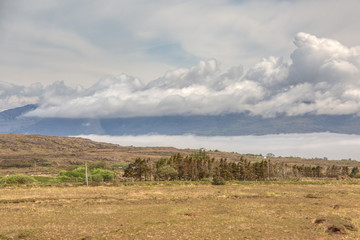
[
  {"x1": 78, "y1": 133, "x2": 360, "y2": 160},
  {"x1": 1, "y1": 0, "x2": 360, "y2": 118}
]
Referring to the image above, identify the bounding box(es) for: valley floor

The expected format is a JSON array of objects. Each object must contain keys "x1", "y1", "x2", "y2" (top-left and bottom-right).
[{"x1": 1, "y1": 182, "x2": 360, "y2": 239}]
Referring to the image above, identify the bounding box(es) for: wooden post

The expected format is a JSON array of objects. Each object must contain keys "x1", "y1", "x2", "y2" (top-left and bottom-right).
[
  {"x1": 150, "y1": 164, "x2": 152, "y2": 181},
  {"x1": 267, "y1": 159, "x2": 270, "y2": 181},
  {"x1": 282, "y1": 163, "x2": 285, "y2": 179},
  {"x1": 85, "y1": 160, "x2": 88, "y2": 186}
]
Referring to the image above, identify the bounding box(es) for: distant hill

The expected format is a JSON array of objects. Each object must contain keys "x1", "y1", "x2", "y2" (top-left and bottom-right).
[
  {"x1": 0, "y1": 104, "x2": 37, "y2": 121},
  {"x1": 1, "y1": 105, "x2": 360, "y2": 136},
  {"x1": 0, "y1": 133, "x2": 241, "y2": 167},
  {"x1": 0, "y1": 134, "x2": 359, "y2": 168}
]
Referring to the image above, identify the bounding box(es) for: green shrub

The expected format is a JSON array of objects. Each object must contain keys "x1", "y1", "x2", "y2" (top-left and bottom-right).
[
  {"x1": 91, "y1": 168, "x2": 114, "y2": 182},
  {"x1": 57, "y1": 167, "x2": 114, "y2": 183},
  {"x1": 58, "y1": 167, "x2": 86, "y2": 182},
  {"x1": 41, "y1": 162, "x2": 54, "y2": 167},
  {"x1": 0, "y1": 174, "x2": 37, "y2": 185},
  {"x1": 350, "y1": 167, "x2": 359, "y2": 178},
  {"x1": 200, "y1": 178, "x2": 212, "y2": 183},
  {"x1": 89, "y1": 161, "x2": 107, "y2": 170},
  {"x1": 91, "y1": 174, "x2": 104, "y2": 183},
  {"x1": 156, "y1": 165, "x2": 178, "y2": 180},
  {"x1": 353, "y1": 172, "x2": 360, "y2": 178},
  {"x1": 212, "y1": 176, "x2": 226, "y2": 185},
  {"x1": 33, "y1": 176, "x2": 59, "y2": 184}
]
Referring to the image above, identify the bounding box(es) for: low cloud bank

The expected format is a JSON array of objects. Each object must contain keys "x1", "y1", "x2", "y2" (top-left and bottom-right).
[
  {"x1": 2, "y1": 33, "x2": 360, "y2": 118},
  {"x1": 77, "y1": 133, "x2": 360, "y2": 160}
]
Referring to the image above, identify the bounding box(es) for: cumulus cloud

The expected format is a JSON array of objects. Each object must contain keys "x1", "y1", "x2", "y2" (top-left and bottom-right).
[
  {"x1": 0, "y1": 81, "x2": 42, "y2": 111},
  {"x1": 3, "y1": 33, "x2": 359, "y2": 118}
]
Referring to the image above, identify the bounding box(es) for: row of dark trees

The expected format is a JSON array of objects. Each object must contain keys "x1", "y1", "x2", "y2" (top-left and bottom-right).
[{"x1": 123, "y1": 150, "x2": 359, "y2": 181}]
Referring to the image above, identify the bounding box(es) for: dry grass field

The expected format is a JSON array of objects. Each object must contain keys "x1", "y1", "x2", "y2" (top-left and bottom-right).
[
  {"x1": 1, "y1": 182, "x2": 360, "y2": 240},
  {"x1": 1, "y1": 134, "x2": 360, "y2": 239}
]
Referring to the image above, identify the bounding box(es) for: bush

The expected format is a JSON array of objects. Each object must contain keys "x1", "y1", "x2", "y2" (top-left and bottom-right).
[
  {"x1": 41, "y1": 162, "x2": 54, "y2": 167},
  {"x1": 212, "y1": 176, "x2": 226, "y2": 185},
  {"x1": 91, "y1": 174, "x2": 104, "y2": 183},
  {"x1": 89, "y1": 161, "x2": 107, "y2": 170},
  {"x1": 33, "y1": 176, "x2": 59, "y2": 184},
  {"x1": 57, "y1": 167, "x2": 114, "y2": 183},
  {"x1": 156, "y1": 165, "x2": 178, "y2": 180},
  {"x1": 200, "y1": 178, "x2": 212, "y2": 183},
  {"x1": 350, "y1": 167, "x2": 359, "y2": 178},
  {"x1": 353, "y1": 172, "x2": 360, "y2": 178},
  {"x1": 0, "y1": 174, "x2": 37, "y2": 185},
  {"x1": 91, "y1": 169, "x2": 114, "y2": 182},
  {"x1": 58, "y1": 167, "x2": 86, "y2": 182}
]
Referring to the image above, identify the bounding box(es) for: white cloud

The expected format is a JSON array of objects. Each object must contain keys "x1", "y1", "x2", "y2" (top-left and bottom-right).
[
  {"x1": 0, "y1": 81, "x2": 41, "y2": 111},
  {"x1": 19, "y1": 33, "x2": 360, "y2": 118},
  {"x1": 1, "y1": 0, "x2": 360, "y2": 88},
  {"x1": 0, "y1": 32, "x2": 358, "y2": 119}
]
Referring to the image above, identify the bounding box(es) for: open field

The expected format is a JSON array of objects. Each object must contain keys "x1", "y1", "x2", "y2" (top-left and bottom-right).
[
  {"x1": 1, "y1": 182, "x2": 360, "y2": 239},
  {"x1": 1, "y1": 133, "x2": 360, "y2": 239}
]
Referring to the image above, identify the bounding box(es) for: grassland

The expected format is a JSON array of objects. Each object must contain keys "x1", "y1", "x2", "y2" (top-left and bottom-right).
[
  {"x1": 1, "y1": 134, "x2": 360, "y2": 239},
  {"x1": 0, "y1": 181, "x2": 359, "y2": 240}
]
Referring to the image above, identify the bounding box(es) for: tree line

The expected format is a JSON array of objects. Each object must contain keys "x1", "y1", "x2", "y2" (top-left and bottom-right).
[{"x1": 123, "y1": 150, "x2": 360, "y2": 181}]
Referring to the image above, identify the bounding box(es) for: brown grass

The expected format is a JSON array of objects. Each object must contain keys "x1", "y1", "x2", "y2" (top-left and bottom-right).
[{"x1": 0, "y1": 182, "x2": 359, "y2": 239}]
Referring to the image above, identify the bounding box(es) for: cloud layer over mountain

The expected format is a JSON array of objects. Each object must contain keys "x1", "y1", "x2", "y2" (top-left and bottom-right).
[{"x1": 2, "y1": 33, "x2": 360, "y2": 118}]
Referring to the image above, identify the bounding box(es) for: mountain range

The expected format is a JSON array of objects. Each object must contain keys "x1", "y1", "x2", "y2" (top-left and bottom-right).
[{"x1": 1, "y1": 104, "x2": 360, "y2": 136}]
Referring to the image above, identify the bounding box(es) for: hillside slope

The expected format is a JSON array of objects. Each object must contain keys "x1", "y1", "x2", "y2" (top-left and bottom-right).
[{"x1": 0, "y1": 134, "x2": 359, "y2": 169}]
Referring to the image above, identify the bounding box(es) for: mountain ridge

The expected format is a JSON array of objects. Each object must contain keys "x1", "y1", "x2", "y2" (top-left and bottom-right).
[{"x1": 1, "y1": 105, "x2": 360, "y2": 136}]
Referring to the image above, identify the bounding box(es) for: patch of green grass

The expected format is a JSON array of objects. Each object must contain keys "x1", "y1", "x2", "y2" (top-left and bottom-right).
[
  {"x1": 91, "y1": 169, "x2": 114, "y2": 182},
  {"x1": 0, "y1": 174, "x2": 37, "y2": 185},
  {"x1": 33, "y1": 176, "x2": 60, "y2": 184},
  {"x1": 41, "y1": 162, "x2": 54, "y2": 167}
]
